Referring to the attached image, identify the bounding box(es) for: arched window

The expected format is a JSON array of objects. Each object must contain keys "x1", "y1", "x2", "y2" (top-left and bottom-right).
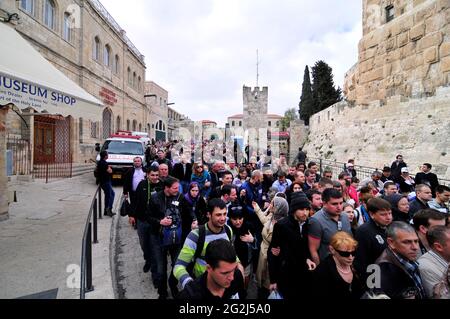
[
  {"x1": 232, "y1": 121, "x2": 235, "y2": 126},
  {"x1": 102, "y1": 108, "x2": 113, "y2": 139},
  {"x1": 104, "y1": 45, "x2": 111, "y2": 68},
  {"x1": 133, "y1": 72, "x2": 137, "y2": 89},
  {"x1": 138, "y1": 76, "x2": 141, "y2": 92},
  {"x1": 132, "y1": 120, "x2": 137, "y2": 131},
  {"x1": 93, "y1": 36, "x2": 101, "y2": 61},
  {"x1": 126, "y1": 119, "x2": 130, "y2": 131},
  {"x1": 127, "y1": 67, "x2": 132, "y2": 85},
  {"x1": 20, "y1": 0, "x2": 35, "y2": 16},
  {"x1": 147, "y1": 124, "x2": 151, "y2": 133},
  {"x1": 63, "y1": 12, "x2": 73, "y2": 42},
  {"x1": 43, "y1": 0, "x2": 56, "y2": 30},
  {"x1": 138, "y1": 123, "x2": 142, "y2": 132},
  {"x1": 114, "y1": 55, "x2": 120, "y2": 74},
  {"x1": 116, "y1": 116, "x2": 121, "y2": 131}
]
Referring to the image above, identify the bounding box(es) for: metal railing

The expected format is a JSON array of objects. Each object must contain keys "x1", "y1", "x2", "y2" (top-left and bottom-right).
[
  {"x1": 307, "y1": 157, "x2": 450, "y2": 186},
  {"x1": 7, "y1": 136, "x2": 31, "y2": 175},
  {"x1": 80, "y1": 185, "x2": 103, "y2": 299}
]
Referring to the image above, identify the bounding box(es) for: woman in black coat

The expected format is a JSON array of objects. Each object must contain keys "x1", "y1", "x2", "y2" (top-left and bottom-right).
[
  {"x1": 179, "y1": 182, "x2": 207, "y2": 242},
  {"x1": 312, "y1": 231, "x2": 364, "y2": 299}
]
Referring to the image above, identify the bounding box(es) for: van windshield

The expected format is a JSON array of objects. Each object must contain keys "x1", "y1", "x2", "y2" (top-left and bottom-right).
[{"x1": 102, "y1": 140, "x2": 144, "y2": 155}]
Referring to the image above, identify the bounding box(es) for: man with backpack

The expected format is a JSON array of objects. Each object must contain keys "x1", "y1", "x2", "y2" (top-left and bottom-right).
[{"x1": 173, "y1": 198, "x2": 242, "y2": 291}]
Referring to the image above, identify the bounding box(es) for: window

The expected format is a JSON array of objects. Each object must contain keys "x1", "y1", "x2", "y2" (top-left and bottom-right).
[
  {"x1": 386, "y1": 5, "x2": 395, "y2": 23},
  {"x1": 93, "y1": 37, "x2": 101, "y2": 61},
  {"x1": 20, "y1": 0, "x2": 34, "y2": 15},
  {"x1": 63, "y1": 12, "x2": 73, "y2": 42},
  {"x1": 138, "y1": 123, "x2": 142, "y2": 131},
  {"x1": 232, "y1": 121, "x2": 235, "y2": 127},
  {"x1": 79, "y1": 117, "x2": 83, "y2": 143},
  {"x1": 127, "y1": 67, "x2": 132, "y2": 85},
  {"x1": 90, "y1": 122, "x2": 98, "y2": 138},
  {"x1": 239, "y1": 121, "x2": 242, "y2": 127},
  {"x1": 160, "y1": 98, "x2": 162, "y2": 106},
  {"x1": 43, "y1": 0, "x2": 56, "y2": 30},
  {"x1": 276, "y1": 121, "x2": 280, "y2": 127},
  {"x1": 116, "y1": 116, "x2": 121, "y2": 131},
  {"x1": 126, "y1": 119, "x2": 130, "y2": 131},
  {"x1": 113, "y1": 55, "x2": 120, "y2": 74},
  {"x1": 138, "y1": 76, "x2": 142, "y2": 92},
  {"x1": 104, "y1": 45, "x2": 111, "y2": 68},
  {"x1": 268, "y1": 121, "x2": 271, "y2": 127},
  {"x1": 164, "y1": 100, "x2": 166, "y2": 107},
  {"x1": 133, "y1": 72, "x2": 137, "y2": 88},
  {"x1": 132, "y1": 120, "x2": 137, "y2": 131}
]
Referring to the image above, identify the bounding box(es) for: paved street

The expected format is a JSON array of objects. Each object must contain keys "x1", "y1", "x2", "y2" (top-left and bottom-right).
[{"x1": 0, "y1": 174, "x2": 114, "y2": 299}]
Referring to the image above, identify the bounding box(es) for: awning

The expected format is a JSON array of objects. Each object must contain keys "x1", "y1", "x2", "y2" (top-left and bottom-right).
[{"x1": 0, "y1": 23, "x2": 103, "y2": 121}]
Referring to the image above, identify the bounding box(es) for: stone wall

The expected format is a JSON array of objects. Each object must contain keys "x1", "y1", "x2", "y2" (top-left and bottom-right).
[
  {"x1": 0, "y1": 107, "x2": 9, "y2": 221},
  {"x1": 303, "y1": 86, "x2": 450, "y2": 180},
  {"x1": 345, "y1": 0, "x2": 450, "y2": 105}
]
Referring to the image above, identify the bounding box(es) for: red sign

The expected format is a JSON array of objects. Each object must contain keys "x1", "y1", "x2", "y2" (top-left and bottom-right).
[{"x1": 99, "y1": 87, "x2": 117, "y2": 107}]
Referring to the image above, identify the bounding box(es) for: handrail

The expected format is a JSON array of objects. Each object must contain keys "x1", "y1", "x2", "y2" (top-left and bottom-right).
[
  {"x1": 80, "y1": 185, "x2": 102, "y2": 299},
  {"x1": 307, "y1": 157, "x2": 450, "y2": 186}
]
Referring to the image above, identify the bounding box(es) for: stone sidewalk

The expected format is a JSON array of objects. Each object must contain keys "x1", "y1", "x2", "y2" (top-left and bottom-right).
[{"x1": 0, "y1": 174, "x2": 117, "y2": 299}]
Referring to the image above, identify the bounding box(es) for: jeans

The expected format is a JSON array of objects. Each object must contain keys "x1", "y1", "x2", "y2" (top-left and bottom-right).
[
  {"x1": 101, "y1": 181, "x2": 115, "y2": 209},
  {"x1": 149, "y1": 232, "x2": 181, "y2": 297},
  {"x1": 137, "y1": 220, "x2": 156, "y2": 275},
  {"x1": 180, "y1": 181, "x2": 190, "y2": 194}
]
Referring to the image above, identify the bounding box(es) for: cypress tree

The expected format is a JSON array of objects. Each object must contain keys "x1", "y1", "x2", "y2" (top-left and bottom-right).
[
  {"x1": 311, "y1": 60, "x2": 342, "y2": 113},
  {"x1": 299, "y1": 65, "x2": 314, "y2": 125}
]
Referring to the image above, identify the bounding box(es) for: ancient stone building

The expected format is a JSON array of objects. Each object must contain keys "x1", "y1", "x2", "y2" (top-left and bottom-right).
[
  {"x1": 344, "y1": 0, "x2": 450, "y2": 105},
  {"x1": 145, "y1": 81, "x2": 168, "y2": 142},
  {"x1": 1, "y1": 0, "x2": 148, "y2": 165},
  {"x1": 305, "y1": 0, "x2": 450, "y2": 180}
]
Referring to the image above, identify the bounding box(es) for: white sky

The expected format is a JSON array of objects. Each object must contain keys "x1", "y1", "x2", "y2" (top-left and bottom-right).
[{"x1": 100, "y1": 0, "x2": 362, "y2": 126}]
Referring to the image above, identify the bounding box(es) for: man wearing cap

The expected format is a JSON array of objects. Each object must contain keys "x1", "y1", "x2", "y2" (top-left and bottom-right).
[
  {"x1": 345, "y1": 162, "x2": 357, "y2": 178},
  {"x1": 268, "y1": 197, "x2": 315, "y2": 299},
  {"x1": 398, "y1": 167, "x2": 416, "y2": 194},
  {"x1": 391, "y1": 155, "x2": 408, "y2": 182}
]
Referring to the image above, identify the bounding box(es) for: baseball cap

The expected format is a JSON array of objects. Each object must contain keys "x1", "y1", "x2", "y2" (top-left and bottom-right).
[{"x1": 401, "y1": 167, "x2": 409, "y2": 173}]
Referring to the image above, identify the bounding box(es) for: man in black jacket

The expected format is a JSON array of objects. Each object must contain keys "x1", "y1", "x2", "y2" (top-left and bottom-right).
[
  {"x1": 123, "y1": 157, "x2": 146, "y2": 221},
  {"x1": 98, "y1": 151, "x2": 115, "y2": 216},
  {"x1": 354, "y1": 198, "x2": 393, "y2": 283},
  {"x1": 177, "y1": 239, "x2": 245, "y2": 300},
  {"x1": 131, "y1": 167, "x2": 164, "y2": 275},
  {"x1": 268, "y1": 197, "x2": 315, "y2": 299},
  {"x1": 414, "y1": 163, "x2": 439, "y2": 197},
  {"x1": 408, "y1": 184, "x2": 432, "y2": 218},
  {"x1": 376, "y1": 222, "x2": 426, "y2": 299},
  {"x1": 147, "y1": 176, "x2": 183, "y2": 299},
  {"x1": 391, "y1": 154, "x2": 407, "y2": 182},
  {"x1": 172, "y1": 156, "x2": 192, "y2": 194}
]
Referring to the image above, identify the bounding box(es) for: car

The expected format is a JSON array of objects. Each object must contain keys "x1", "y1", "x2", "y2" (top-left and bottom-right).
[{"x1": 96, "y1": 136, "x2": 145, "y2": 181}]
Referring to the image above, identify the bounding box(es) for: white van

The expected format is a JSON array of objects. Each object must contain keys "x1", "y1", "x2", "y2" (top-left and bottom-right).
[{"x1": 96, "y1": 136, "x2": 145, "y2": 181}]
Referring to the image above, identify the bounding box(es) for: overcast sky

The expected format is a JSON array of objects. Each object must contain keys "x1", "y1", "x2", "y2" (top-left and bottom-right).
[{"x1": 100, "y1": 0, "x2": 362, "y2": 126}]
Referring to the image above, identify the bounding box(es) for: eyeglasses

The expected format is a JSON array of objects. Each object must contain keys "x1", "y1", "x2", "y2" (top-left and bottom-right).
[
  {"x1": 230, "y1": 206, "x2": 243, "y2": 211},
  {"x1": 335, "y1": 249, "x2": 356, "y2": 257}
]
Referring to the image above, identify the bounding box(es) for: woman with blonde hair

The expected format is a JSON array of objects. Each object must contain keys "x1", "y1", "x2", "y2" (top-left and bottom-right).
[
  {"x1": 252, "y1": 196, "x2": 289, "y2": 298},
  {"x1": 312, "y1": 231, "x2": 364, "y2": 299}
]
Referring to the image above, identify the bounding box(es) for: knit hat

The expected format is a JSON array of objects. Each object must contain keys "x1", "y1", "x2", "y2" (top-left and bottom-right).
[
  {"x1": 272, "y1": 197, "x2": 289, "y2": 221},
  {"x1": 228, "y1": 205, "x2": 244, "y2": 219},
  {"x1": 289, "y1": 197, "x2": 311, "y2": 214}
]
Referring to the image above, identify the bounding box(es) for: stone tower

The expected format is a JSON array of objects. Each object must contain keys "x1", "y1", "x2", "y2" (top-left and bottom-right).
[
  {"x1": 243, "y1": 86, "x2": 268, "y2": 156},
  {"x1": 345, "y1": 0, "x2": 449, "y2": 105}
]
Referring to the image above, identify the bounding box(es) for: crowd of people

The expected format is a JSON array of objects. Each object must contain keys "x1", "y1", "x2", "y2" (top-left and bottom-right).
[{"x1": 96, "y1": 141, "x2": 450, "y2": 300}]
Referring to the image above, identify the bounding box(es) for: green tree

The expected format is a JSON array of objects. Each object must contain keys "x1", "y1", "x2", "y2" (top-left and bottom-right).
[
  {"x1": 299, "y1": 65, "x2": 314, "y2": 125},
  {"x1": 280, "y1": 107, "x2": 299, "y2": 130},
  {"x1": 311, "y1": 60, "x2": 342, "y2": 113}
]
